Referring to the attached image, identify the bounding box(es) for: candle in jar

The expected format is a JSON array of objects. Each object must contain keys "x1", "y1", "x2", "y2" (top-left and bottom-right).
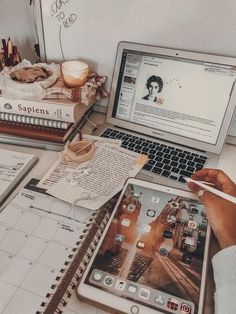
[{"x1": 61, "y1": 60, "x2": 89, "y2": 87}]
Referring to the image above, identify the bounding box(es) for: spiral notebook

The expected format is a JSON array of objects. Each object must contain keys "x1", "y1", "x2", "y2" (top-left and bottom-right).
[{"x1": 0, "y1": 179, "x2": 118, "y2": 314}]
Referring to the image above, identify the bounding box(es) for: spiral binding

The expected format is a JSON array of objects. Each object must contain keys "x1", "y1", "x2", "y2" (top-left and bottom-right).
[{"x1": 37, "y1": 193, "x2": 119, "y2": 314}]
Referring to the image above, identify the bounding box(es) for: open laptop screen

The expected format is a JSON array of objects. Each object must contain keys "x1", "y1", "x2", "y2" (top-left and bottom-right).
[{"x1": 112, "y1": 49, "x2": 236, "y2": 145}]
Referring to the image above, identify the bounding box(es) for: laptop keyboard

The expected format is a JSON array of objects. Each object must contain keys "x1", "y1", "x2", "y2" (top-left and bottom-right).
[{"x1": 100, "y1": 128, "x2": 207, "y2": 183}]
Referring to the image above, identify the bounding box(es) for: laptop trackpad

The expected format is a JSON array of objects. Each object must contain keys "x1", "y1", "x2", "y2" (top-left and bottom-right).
[{"x1": 137, "y1": 172, "x2": 188, "y2": 191}]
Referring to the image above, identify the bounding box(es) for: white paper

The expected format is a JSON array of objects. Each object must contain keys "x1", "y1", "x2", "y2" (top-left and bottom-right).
[
  {"x1": 39, "y1": 142, "x2": 148, "y2": 210},
  {"x1": 0, "y1": 148, "x2": 36, "y2": 202}
]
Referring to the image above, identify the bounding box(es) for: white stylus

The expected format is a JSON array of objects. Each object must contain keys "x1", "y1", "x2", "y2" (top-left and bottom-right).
[{"x1": 185, "y1": 177, "x2": 236, "y2": 204}]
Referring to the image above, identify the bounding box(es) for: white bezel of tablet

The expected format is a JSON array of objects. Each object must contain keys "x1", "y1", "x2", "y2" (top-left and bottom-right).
[{"x1": 77, "y1": 178, "x2": 211, "y2": 314}]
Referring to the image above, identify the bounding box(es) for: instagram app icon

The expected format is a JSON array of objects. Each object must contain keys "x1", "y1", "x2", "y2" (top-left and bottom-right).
[{"x1": 181, "y1": 303, "x2": 192, "y2": 314}]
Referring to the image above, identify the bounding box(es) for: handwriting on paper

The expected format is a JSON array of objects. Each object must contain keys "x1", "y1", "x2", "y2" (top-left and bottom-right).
[{"x1": 49, "y1": 0, "x2": 78, "y2": 29}]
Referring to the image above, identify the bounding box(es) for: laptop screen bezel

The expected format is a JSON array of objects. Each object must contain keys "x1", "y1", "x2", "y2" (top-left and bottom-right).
[{"x1": 106, "y1": 41, "x2": 236, "y2": 155}]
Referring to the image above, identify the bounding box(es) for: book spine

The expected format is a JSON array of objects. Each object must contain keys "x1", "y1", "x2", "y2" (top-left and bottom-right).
[
  {"x1": 0, "y1": 97, "x2": 77, "y2": 122},
  {"x1": 0, "y1": 112, "x2": 70, "y2": 129}
]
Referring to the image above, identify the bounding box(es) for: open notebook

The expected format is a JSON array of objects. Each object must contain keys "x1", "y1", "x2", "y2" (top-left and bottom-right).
[
  {"x1": 0, "y1": 148, "x2": 37, "y2": 205},
  {"x1": 0, "y1": 180, "x2": 118, "y2": 314}
]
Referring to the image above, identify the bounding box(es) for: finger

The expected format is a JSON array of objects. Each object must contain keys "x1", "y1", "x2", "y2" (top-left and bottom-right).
[
  {"x1": 188, "y1": 182, "x2": 201, "y2": 193},
  {"x1": 192, "y1": 168, "x2": 235, "y2": 191}
]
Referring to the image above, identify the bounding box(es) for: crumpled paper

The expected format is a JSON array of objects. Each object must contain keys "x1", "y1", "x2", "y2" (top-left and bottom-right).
[{"x1": 0, "y1": 60, "x2": 60, "y2": 100}]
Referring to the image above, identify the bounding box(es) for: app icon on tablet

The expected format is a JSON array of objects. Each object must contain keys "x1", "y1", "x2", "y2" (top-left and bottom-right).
[
  {"x1": 127, "y1": 204, "x2": 136, "y2": 212},
  {"x1": 115, "y1": 234, "x2": 125, "y2": 244},
  {"x1": 121, "y1": 218, "x2": 131, "y2": 227},
  {"x1": 115, "y1": 280, "x2": 126, "y2": 291},
  {"x1": 151, "y1": 196, "x2": 160, "y2": 203},
  {"x1": 155, "y1": 295, "x2": 165, "y2": 305},
  {"x1": 103, "y1": 275, "x2": 114, "y2": 287},
  {"x1": 136, "y1": 240, "x2": 145, "y2": 249},
  {"x1": 92, "y1": 271, "x2": 103, "y2": 282},
  {"x1": 142, "y1": 224, "x2": 151, "y2": 233},
  {"x1": 147, "y1": 209, "x2": 156, "y2": 217},
  {"x1": 167, "y1": 215, "x2": 176, "y2": 223},
  {"x1": 167, "y1": 297, "x2": 179, "y2": 310},
  {"x1": 188, "y1": 220, "x2": 197, "y2": 229},
  {"x1": 139, "y1": 287, "x2": 150, "y2": 300},
  {"x1": 180, "y1": 302, "x2": 192, "y2": 313},
  {"x1": 128, "y1": 284, "x2": 137, "y2": 294}
]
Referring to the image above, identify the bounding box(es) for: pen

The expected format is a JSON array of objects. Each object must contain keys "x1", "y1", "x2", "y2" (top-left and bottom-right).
[{"x1": 185, "y1": 177, "x2": 236, "y2": 204}]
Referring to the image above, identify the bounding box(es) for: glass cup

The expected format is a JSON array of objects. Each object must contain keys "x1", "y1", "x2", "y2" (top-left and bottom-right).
[{"x1": 61, "y1": 60, "x2": 89, "y2": 87}]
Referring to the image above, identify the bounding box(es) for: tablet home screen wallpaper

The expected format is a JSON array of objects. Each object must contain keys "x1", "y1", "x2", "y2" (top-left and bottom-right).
[{"x1": 86, "y1": 184, "x2": 208, "y2": 314}]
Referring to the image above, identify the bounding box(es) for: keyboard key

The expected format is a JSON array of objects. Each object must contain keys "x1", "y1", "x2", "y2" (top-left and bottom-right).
[
  {"x1": 163, "y1": 148, "x2": 170, "y2": 153},
  {"x1": 149, "y1": 149, "x2": 156, "y2": 155},
  {"x1": 179, "y1": 170, "x2": 192, "y2": 177},
  {"x1": 172, "y1": 167, "x2": 180, "y2": 174},
  {"x1": 143, "y1": 164, "x2": 153, "y2": 171},
  {"x1": 170, "y1": 161, "x2": 178, "y2": 167},
  {"x1": 156, "y1": 162, "x2": 164, "y2": 168},
  {"x1": 179, "y1": 164, "x2": 186, "y2": 169},
  {"x1": 152, "y1": 167, "x2": 162, "y2": 174},
  {"x1": 148, "y1": 160, "x2": 156, "y2": 166},
  {"x1": 163, "y1": 159, "x2": 170, "y2": 164},
  {"x1": 135, "y1": 145, "x2": 142, "y2": 151},
  {"x1": 155, "y1": 156, "x2": 162, "y2": 162},
  {"x1": 148, "y1": 153, "x2": 155, "y2": 159},
  {"x1": 149, "y1": 144, "x2": 156, "y2": 149},
  {"x1": 162, "y1": 170, "x2": 171, "y2": 177},
  {"x1": 178, "y1": 176, "x2": 187, "y2": 183},
  {"x1": 170, "y1": 175, "x2": 178, "y2": 180},
  {"x1": 164, "y1": 165, "x2": 171, "y2": 170},
  {"x1": 186, "y1": 166, "x2": 195, "y2": 172},
  {"x1": 195, "y1": 163, "x2": 204, "y2": 170},
  {"x1": 171, "y1": 156, "x2": 179, "y2": 162},
  {"x1": 186, "y1": 155, "x2": 194, "y2": 161},
  {"x1": 187, "y1": 161, "x2": 195, "y2": 167},
  {"x1": 164, "y1": 154, "x2": 171, "y2": 159},
  {"x1": 194, "y1": 157, "x2": 206, "y2": 164}
]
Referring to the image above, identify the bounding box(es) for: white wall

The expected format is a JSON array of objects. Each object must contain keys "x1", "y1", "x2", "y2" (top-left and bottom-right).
[{"x1": 0, "y1": 0, "x2": 37, "y2": 62}]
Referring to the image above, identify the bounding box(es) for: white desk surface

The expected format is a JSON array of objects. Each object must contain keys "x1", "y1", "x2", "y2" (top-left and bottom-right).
[{"x1": 0, "y1": 110, "x2": 236, "y2": 314}]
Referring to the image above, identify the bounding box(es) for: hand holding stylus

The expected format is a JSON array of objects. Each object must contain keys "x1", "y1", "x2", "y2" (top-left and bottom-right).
[{"x1": 188, "y1": 168, "x2": 236, "y2": 249}]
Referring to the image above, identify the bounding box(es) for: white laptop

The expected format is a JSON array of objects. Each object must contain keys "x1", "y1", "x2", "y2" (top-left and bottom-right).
[{"x1": 94, "y1": 41, "x2": 236, "y2": 189}]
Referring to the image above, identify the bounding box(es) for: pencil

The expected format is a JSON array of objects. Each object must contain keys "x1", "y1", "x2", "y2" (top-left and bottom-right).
[{"x1": 185, "y1": 177, "x2": 236, "y2": 204}]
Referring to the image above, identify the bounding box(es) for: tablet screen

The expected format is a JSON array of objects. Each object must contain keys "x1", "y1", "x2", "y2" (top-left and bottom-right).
[{"x1": 84, "y1": 183, "x2": 209, "y2": 314}]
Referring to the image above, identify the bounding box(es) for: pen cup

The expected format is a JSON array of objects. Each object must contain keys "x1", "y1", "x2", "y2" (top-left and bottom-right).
[{"x1": 61, "y1": 60, "x2": 89, "y2": 87}]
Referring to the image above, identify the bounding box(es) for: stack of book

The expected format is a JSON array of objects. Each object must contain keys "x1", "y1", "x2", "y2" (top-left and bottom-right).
[{"x1": 0, "y1": 96, "x2": 93, "y2": 150}]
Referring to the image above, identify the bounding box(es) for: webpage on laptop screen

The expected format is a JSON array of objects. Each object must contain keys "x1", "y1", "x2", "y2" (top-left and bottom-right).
[{"x1": 114, "y1": 51, "x2": 236, "y2": 145}]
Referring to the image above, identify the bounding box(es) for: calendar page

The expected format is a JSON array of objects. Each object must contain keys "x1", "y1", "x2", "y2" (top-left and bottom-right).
[{"x1": 0, "y1": 188, "x2": 95, "y2": 314}]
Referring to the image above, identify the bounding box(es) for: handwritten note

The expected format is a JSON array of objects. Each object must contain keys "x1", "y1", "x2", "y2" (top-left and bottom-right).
[
  {"x1": 39, "y1": 141, "x2": 148, "y2": 210},
  {"x1": 49, "y1": 0, "x2": 78, "y2": 29}
]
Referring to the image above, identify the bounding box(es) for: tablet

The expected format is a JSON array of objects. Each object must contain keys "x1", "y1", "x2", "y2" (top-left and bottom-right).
[{"x1": 77, "y1": 178, "x2": 211, "y2": 314}]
